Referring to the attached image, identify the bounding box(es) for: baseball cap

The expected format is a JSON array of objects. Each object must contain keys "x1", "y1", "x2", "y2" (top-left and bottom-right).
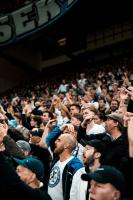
[
  {"x1": 82, "y1": 139, "x2": 106, "y2": 154},
  {"x1": 14, "y1": 156, "x2": 44, "y2": 181},
  {"x1": 16, "y1": 140, "x2": 31, "y2": 152},
  {"x1": 82, "y1": 139, "x2": 106, "y2": 153},
  {"x1": 106, "y1": 112, "x2": 124, "y2": 127},
  {"x1": 81, "y1": 165, "x2": 126, "y2": 195}
]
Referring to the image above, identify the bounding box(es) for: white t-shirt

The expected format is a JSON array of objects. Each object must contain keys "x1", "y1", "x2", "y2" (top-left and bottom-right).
[
  {"x1": 78, "y1": 79, "x2": 87, "y2": 88},
  {"x1": 48, "y1": 156, "x2": 74, "y2": 200},
  {"x1": 86, "y1": 124, "x2": 105, "y2": 135},
  {"x1": 58, "y1": 84, "x2": 68, "y2": 93}
]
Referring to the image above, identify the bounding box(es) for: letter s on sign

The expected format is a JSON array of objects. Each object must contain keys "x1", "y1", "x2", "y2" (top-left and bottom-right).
[{"x1": 0, "y1": 16, "x2": 12, "y2": 43}]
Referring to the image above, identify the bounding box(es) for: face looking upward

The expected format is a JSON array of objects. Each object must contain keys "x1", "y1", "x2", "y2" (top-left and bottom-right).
[
  {"x1": 54, "y1": 135, "x2": 65, "y2": 155},
  {"x1": 105, "y1": 118, "x2": 117, "y2": 133},
  {"x1": 89, "y1": 180, "x2": 120, "y2": 200},
  {"x1": 83, "y1": 145, "x2": 96, "y2": 164}
]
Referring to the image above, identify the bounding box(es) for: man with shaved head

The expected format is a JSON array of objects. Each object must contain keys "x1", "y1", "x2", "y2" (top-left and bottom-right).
[
  {"x1": 53, "y1": 134, "x2": 76, "y2": 156},
  {"x1": 48, "y1": 133, "x2": 83, "y2": 200}
]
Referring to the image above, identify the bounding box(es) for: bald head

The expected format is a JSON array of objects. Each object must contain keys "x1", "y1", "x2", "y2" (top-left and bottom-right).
[
  {"x1": 54, "y1": 133, "x2": 77, "y2": 155},
  {"x1": 63, "y1": 133, "x2": 77, "y2": 152}
]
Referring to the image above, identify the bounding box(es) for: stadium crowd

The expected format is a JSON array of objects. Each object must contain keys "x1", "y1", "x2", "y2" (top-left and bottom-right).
[{"x1": 0, "y1": 62, "x2": 133, "y2": 200}]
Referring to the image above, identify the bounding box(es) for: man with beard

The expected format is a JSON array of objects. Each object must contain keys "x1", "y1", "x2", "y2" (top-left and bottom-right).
[
  {"x1": 102, "y1": 113, "x2": 128, "y2": 170},
  {"x1": 84, "y1": 112, "x2": 128, "y2": 172},
  {"x1": 48, "y1": 133, "x2": 83, "y2": 200},
  {"x1": 69, "y1": 139, "x2": 106, "y2": 200}
]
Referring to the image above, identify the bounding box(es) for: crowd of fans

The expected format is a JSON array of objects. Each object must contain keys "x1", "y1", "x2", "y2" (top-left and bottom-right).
[{"x1": 0, "y1": 62, "x2": 133, "y2": 200}]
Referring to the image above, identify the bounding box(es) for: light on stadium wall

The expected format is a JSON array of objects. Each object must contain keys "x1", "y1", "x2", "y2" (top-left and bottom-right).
[{"x1": 57, "y1": 38, "x2": 67, "y2": 46}]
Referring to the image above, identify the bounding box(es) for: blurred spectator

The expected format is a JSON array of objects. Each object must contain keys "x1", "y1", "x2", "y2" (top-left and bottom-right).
[
  {"x1": 16, "y1": 140, "x2": 31, "y2": 156},
  {"x1": 81, "y1": 165, "x2": 126, "y2": 200}
]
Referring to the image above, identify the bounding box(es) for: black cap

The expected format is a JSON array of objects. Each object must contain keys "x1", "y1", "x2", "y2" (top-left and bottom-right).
[
  {"x1": 82, "y1": 139, "x2": 106, "y2": 154},
  {"x1": 81, "y1": 165, "x2": 126, "y2": 195}
]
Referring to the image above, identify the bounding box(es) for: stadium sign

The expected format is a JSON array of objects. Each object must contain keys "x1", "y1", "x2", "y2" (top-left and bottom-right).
[{"x1": 0, "y1": 0, "x2": 78, "y2": 47}]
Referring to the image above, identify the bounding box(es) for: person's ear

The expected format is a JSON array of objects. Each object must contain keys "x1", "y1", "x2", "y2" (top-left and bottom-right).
[
  {"x1": 116, "y1": 122, "x2": 119, "y2": 127},
  {"x1": 114, "y1": 121, "x2": 118, "y2": 127},
  {"x1": 113, "y1": 190, "x2": 121, "y2": 200},
  {"x1": 94, "y1": 152, "x2": 101, "y2": 158},
  {"x1": 64, "y1": 143, "x2": 69, "y2": 149}
]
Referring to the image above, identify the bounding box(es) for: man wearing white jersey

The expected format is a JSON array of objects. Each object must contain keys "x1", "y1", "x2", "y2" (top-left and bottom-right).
[{"x1": 48, "y1": 133, "x2": 83, "y2": 200}]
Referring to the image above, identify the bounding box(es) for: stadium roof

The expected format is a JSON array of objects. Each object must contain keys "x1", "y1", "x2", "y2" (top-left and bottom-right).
[{"x1": 0, "y1": 0, "x2": 133, "y2": 71}]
